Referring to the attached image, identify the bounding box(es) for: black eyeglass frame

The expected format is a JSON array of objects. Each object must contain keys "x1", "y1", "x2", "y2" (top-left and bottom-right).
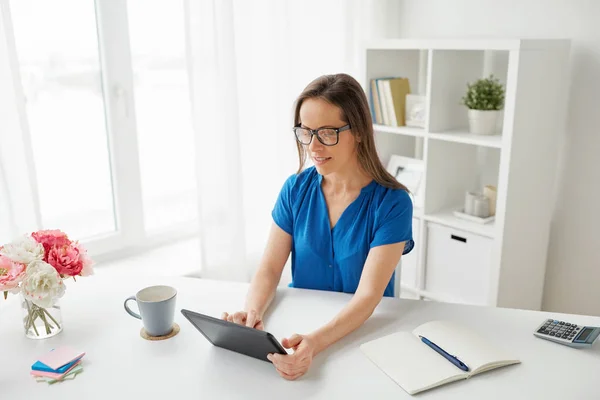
[{"x1": 292, "y1": 124, "x2": 351, "y2": 146}]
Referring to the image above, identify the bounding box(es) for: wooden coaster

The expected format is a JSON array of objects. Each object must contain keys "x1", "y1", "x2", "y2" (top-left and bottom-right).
[{"x1": 140, "y1": 323, "x2": 180, "y2": 341}]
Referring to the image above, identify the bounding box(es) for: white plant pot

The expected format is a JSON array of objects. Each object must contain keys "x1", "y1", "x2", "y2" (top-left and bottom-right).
[{"x1": 467, "y1": 109, "x2": 501, "y2": 135}]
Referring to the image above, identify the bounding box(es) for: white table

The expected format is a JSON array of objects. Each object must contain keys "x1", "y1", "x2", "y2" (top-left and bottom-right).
[{"x1": 1, "y1": 275, "x2": 599, "y2": 399}]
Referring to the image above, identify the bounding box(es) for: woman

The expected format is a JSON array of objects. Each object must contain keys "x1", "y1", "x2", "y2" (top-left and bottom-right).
[{"x1": 222, "y1": 73, "x2": 414, "y2": 380}]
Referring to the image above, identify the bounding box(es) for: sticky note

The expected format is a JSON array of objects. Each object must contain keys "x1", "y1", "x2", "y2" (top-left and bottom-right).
[
  {"x1": 32, "y1": 356, "x2": 82, "y2": 373},
  {"x1": 47, "y1": 367, "x2": 83, "y2": 385},
  {"x1": 36, "y1": 346, "x2": 86, "y2": 370},
  {"x1": 30, "y1": 360, "x2": 81, "y2": 379},
  {"x1": 34, "y1": 365, "x2": 84, "y2": 384}
]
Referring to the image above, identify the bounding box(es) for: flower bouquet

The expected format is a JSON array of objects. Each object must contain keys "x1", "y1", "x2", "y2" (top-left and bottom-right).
[{"x1": 0, "y1": 230, "x2": 94, "y2": 339}]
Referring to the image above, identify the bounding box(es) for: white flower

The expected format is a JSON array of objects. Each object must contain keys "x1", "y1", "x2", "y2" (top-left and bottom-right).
[
  {"x1": 21, "y1": 260, "x2": 65, "y2": 308},
  {"x1": 0, "y1": 235, "x2": 44, "y2": 265}
]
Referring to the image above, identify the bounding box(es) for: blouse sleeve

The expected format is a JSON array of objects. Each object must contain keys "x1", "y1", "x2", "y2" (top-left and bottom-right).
[
  {"x1": 271, "y1": 174, "x2": 296, "y2": 235},
  {"x1": 370, "y1": 189, "x2": 414, "y2": 255}
]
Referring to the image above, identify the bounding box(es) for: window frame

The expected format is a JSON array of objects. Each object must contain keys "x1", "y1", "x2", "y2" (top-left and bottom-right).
[{"x1": 7, "y1": 0, "x2": 200, "y2": 261}]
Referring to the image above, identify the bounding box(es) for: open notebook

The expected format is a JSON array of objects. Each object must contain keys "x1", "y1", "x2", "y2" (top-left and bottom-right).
[{"x1": 360, "y1": 320, "x2": 521, "y2": 395}]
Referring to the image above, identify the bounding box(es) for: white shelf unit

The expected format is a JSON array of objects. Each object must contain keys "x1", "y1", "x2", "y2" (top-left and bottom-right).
[{"x1": 366, "y1": 39, "x2": 571, "y2": 310}]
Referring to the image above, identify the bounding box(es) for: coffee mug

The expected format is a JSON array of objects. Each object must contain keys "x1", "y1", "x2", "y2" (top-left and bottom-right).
[
  {"x1": 473, "y1": 195, "x2": 490, "y2": 218},
  {"x1": 464, "y1": 191, "x2": 479, "y2": 215},
  {"x1": 124, "y1": 285, "x2": 177, "y2": 336}
]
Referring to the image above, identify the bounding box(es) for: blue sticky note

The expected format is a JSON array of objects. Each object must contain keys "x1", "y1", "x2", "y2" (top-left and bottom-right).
[{"x1": 31, "y1": 357, "x2": 81, "y2": 373}]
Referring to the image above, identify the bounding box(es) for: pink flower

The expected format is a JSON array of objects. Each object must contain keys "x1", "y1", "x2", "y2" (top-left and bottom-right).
[
  {"x1": 31, "y1": 230, "x2": 71, "y2": 261},
  {"x1": 47, "y1": 244, "x2": 83, "y2": 277},
  {"x1": 0, "y1": 255, "x2": 26, "y2": 293},
  {"x1": 73, "y1": 242, "x2": 94, "y2": 276}
]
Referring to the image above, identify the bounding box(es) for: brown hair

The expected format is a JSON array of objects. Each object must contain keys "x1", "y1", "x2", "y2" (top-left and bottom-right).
[{"x1": 293, "y1": 73, "x2": 407, "y2": 191}]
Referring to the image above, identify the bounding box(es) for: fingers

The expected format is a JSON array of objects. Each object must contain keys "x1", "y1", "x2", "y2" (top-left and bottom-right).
[
  {"x1": 246, "y1": 310, "x2": 257, "y2": 328},
  {"x1": 269, "y1": 352, "x2": 310, "y2": 368},
  {"x1": 223, "y1": 311, "x2": 243, "y2": 324},
  {"x1": 223, "y1": 311, "x2": 261, "y2": 328},
  {"x1": 233, "y1": 311, "x2": 245, "y2": 325},
  {"x1": 267, "y1": 334, "x2": 312, "y2": 380},
  {"x1": 268, "y1": 354, "x2": 309, "y2": 379},
  {"x1": 278, "y1": 358, "x2": 310, "y2": 376},
  {"x1": 283, "y1": 334, "x2": 303, "y2": 349},
  {"x1": 271, "y1": 353, "x2": 298, "y2": 366},
  {"x1": 270, "y1": 359, "x2": 301, "y2": 375},
  {"x1": 255, "y1": 320, "x2": 265, "y2": 331},
  {"x1": 275, "y1": 368, "x2": 303, "y2": 381}
]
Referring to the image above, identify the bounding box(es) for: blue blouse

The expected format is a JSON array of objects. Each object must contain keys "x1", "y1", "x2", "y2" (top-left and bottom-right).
[{"x1": 272, "y1": 166, "x2": 414, "y2": 297}]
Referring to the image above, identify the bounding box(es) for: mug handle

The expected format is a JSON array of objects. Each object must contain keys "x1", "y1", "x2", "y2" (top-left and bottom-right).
[{"x1": 124, "y1": 296, "x2": 141, "y2": 319}]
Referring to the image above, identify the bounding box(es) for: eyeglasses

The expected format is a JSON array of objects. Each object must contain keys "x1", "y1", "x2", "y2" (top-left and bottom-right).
[{"x1": 293, "y1": 124, "x2": 351, "y2": 146}]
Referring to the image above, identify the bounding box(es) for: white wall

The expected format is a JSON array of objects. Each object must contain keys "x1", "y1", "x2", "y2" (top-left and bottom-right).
[{"x1": 394, "y1": 0, "x2": 600, "y2": 316}]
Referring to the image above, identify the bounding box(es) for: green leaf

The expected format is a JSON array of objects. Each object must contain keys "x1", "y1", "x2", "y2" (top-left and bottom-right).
[{"x1": 461, "y1": 74, "x2": 505, "y2": 110}]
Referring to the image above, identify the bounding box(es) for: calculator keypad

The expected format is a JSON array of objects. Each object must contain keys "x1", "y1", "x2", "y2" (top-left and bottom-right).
[{"x1": 537, "y1": 319, "x2": 580, "y2": 341}]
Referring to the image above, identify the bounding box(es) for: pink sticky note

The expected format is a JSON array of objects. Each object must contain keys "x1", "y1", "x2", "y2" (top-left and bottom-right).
[
  {"x1": 36, "y1": 346, "x2": 86, "y2": 370},
  {"x1": 30, "y1": 360, "x2": 81, "y2": 379}
]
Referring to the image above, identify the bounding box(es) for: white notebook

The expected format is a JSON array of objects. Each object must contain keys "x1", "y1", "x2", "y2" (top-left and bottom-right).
[{"x1": 360, "y1": 320, "x2": 521, "y2": 395}]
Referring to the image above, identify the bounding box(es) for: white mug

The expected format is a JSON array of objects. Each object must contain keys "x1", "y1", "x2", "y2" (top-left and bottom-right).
[
  {"x1": 473, "y1": 195, "x2": 490, "y2": 218},
  {"x1": 464, "y1": 191, "x2": 479, "y2": 215}
]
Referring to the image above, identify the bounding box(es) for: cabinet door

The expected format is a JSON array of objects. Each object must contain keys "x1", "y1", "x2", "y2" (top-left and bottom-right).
[
  {"x1": 399, "y1": 217, "x2": 420, "y2": 299},
  {"x1": 424, "y1": 222, "x2": 493, "y2": 305}
]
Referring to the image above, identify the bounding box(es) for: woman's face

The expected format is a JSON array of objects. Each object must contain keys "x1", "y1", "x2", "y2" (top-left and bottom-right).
[{"x1": 298, "y1": 98, "x2": 358, "y2": 176}]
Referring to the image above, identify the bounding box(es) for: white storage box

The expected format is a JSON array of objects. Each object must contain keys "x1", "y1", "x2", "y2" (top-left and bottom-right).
[{"x1": 424, "y1": 222, "x2": 493, "y2": 305}]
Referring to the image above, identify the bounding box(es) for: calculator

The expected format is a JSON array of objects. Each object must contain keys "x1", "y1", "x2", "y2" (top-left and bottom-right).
[{"x1": 534, "y1": 319, "x2": 600, "y2": 348}]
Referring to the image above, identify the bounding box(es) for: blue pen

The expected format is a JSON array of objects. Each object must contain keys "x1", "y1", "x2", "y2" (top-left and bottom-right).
[{"x1": 419, "y1": 335, "x2": 470, "y2": 372}]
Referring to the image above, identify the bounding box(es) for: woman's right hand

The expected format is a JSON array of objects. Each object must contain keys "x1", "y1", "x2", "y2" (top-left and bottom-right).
[{"x1": 221, "y1": 309, "x2": 264, "y2": 330}]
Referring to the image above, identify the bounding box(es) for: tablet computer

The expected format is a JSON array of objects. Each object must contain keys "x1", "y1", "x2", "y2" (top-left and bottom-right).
[{"x1": 181, "y1": 309, "x2": 287, "y2": 362}]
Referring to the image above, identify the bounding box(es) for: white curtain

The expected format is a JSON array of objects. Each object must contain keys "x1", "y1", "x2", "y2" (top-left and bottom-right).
[
  {"x1": 0, "y1": 0, "x2": 40, "y2": 244},
  {"x1": 0, "y1": 0, "x2": 396, "y2": 282},
  {"x1": 186, "y1": 0, "x2": 394, "y2": 282}
]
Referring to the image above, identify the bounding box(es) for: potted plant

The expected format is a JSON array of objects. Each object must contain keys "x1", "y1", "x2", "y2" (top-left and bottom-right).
[{"x1": 461, "y1": 74, "x2": 505, "y2": 135}]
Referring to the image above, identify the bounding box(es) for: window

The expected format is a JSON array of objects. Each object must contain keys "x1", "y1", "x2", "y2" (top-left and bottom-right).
[
  {"x1": 10, "y1": 0, "x2": 116, "y2": 239},
  {"x1": 8, "y1": 0, "x2": 199, "y2": 255}
]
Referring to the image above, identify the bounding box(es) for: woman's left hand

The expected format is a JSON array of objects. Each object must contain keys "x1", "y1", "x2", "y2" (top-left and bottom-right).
[{"x1": 267, "y1": 333, "x2": 317, "y2": 380}]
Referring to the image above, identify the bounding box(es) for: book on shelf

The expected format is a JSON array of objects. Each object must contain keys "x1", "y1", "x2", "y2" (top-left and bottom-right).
[{"x1": 369, "y1": 77, "x2": 411, "y2": 127}]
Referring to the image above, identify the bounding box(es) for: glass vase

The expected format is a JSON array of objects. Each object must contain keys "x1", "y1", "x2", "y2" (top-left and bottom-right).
[{"x1": 21, "y1": 294, "x2": 63, "y2": 339}]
